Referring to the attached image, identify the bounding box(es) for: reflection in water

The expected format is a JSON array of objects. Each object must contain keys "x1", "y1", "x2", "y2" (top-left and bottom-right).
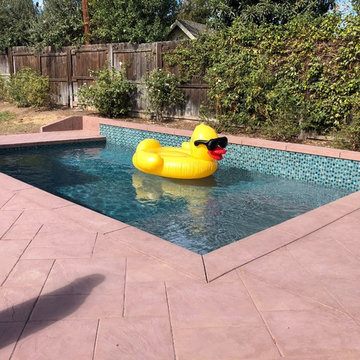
[{"x1": 132, "y1": 172, "x2": 217, "y2": 233}]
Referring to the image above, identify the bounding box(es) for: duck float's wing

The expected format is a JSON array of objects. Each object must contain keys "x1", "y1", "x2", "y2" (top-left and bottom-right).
[
  {"x1": 136, "y1": 139, "x2": 161, "y2": 152},
  {"x1": 181, "y1": 141, "x2": 191, "y2": 150},
  {"x1": 132, "y1": 139, "x2": 164, "y2": 171},
  {"x1": 181, "y1": 141, "x2": 192, "y2": 155}
]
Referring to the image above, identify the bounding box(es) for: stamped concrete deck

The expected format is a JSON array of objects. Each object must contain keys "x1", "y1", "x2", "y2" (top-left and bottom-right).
[{"x1": 1, "y1": 120, "x2": 360, "y2": 359}]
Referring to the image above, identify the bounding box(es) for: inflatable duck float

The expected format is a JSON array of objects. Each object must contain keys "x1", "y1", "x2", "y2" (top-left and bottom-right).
[{"x1": 132, "y1": 124, "x2": 227, "y2": 179}]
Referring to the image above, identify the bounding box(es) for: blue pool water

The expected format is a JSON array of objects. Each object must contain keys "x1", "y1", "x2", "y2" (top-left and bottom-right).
[{"x1": 0, "y1": 142, "x2": 351, "y2": 254}]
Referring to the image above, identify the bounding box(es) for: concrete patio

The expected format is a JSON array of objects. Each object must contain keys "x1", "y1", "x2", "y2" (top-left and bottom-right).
[{"x1": 1, "y1": 125, "x2": 360, "y2": 359}]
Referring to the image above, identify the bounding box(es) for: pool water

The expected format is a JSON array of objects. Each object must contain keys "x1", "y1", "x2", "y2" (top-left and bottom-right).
[{"x1": 0, "y1": 142, "x2": 351, "y2": 254}]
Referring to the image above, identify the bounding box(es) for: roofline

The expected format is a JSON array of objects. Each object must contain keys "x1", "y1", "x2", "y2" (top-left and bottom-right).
[{"x1": 169, "y1": 20, "x2": 197, "y2": 40}]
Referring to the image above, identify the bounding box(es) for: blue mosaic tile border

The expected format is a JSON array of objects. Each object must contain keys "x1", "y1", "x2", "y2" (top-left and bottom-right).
[
  {"x1": 101, "y1": 124, "x2": 186, "y2": 148},
  {"x1": 100, "y1": 124, "x2": 360, "y2": 192}
]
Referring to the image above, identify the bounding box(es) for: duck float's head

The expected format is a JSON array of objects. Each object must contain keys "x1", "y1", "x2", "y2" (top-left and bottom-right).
[{"x1": 190, "y1": 124, "x2": 227, "y2": 161}]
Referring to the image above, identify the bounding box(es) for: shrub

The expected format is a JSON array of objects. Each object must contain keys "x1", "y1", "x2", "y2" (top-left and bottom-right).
[
  {"x1": 332, "y1": 116, "x2": 360, "y2": 151},
  {"x1": 144, "y1": 69, "x2": 185, "y2": 121},
  {"x1": 77, "y1": 67, "x2": 136, "y2": 118},
  {"x1": 6, "y1": 67, "x2": 51, "y2": 108},
  {"x1": 0, "y1": 76, "x2": 7, "y2": 101}
]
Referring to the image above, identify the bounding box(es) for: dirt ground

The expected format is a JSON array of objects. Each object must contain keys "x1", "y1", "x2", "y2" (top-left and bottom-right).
[
  {"x1": 0, "y1": 102, "x2": 334, "y2": 148},
  {"x1": 0, "y1": 102, "x2": 202, "y2": 135},
  {"x1": 0, "y1": 102, "x2": 91, "y2": 135}
]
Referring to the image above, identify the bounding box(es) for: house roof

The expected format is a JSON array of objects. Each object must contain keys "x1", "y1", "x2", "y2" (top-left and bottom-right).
[{"x1": 169, "y1": 19, "x2": 208, "y2": 40}]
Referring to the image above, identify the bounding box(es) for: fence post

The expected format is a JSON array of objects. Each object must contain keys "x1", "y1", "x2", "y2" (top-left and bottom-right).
[
  {"x1": 108, "y1": 43, "x2": 114, "y2": 68},
  {"x1": 155, "y1": 42, "x2": 162, "y2": 70},
  {"x1": 7, "y1": 48, "x2": 13, "y2": 75},
  {"x1": 66, "y1": 47, "x2": 73, "y2": 108},
  {"x1": 37, "y1": 53, "x2": 42, "y2": 74}
]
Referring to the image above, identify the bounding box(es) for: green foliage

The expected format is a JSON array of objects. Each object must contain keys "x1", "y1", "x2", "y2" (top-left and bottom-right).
[
  {"x1": 206, "y1": 0, "x2": 336, "y2": 27},
  {"x1": 0, "y1": 0, "x2": 337, "y2": 52},
  {"x1": 31, "y1": 0, "x2": 84, "y2": 49},
  {"x1": 6, "y1": 68, "x2": 51, "y2": 108},
  {"x1": 0, "y1": 0, "x2": 38, "y2": 51},
  {"x1": 262, "y1": 82, "x2": 304, "y2": 140},
  {"x1": 144, "y1": 69, "x2": 185, "y2": 121},
  {"x1": 0, "y1": 76, "x2": 7, "y2": 101},
  {"x1": 167, "y1": 12, "x2": 360, "y2": 147},
  {"x1": 332, "y1": 95, "x2": 360, "y2": 151},
  {"x1": 88, "y1": 0, "x2": 179, "y2": 44},
  {"x1": 0, "y1": 111, "x2": 16, "y2": 122},
  {"x1": 77, "y1": 67, "x2": 137, "y2": 118},
  {"x1": 333, "y1": 116, "x2": 360, "y2": 151},
  {"x1": 351, "y1": 0, "x2": 360, "y2": 14},
  {"x1": 178, "y1": 0, "x2": 211, "y2": 23}
]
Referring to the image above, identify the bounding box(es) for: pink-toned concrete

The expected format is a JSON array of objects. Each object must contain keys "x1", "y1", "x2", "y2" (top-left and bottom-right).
[
  {"x1": 0, "y1": 130, "x2": 105, "y2": 149},
  {"x1": 1, "y1": 119, "x2": 360, "y2": 359}
]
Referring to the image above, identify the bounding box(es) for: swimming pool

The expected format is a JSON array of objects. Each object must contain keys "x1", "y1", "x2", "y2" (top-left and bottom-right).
[{"x1": 0, "y1": 139, "x2": 353, "y2": 254}]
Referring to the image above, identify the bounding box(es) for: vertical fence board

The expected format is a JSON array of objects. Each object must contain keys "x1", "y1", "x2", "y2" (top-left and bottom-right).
[{"x1": 0, "y1": 53, "x2": 9, "y2": 79}]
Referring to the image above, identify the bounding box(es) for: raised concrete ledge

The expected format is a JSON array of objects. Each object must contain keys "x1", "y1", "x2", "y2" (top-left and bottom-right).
[
  {"x1": 41, "y1": 115, "x2": 360, "y2": 161},
  {"x1": 40, "y1": 116, "x2": 83, "y2": 132},
  {"x1": 0, "y1": 130, "x2": 105, "y2": 149}
]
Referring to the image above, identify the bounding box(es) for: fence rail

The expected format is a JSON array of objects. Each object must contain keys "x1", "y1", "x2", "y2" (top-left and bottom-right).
[{"x1": 0, "y1": 41, "x2": 209, "y2": 120}]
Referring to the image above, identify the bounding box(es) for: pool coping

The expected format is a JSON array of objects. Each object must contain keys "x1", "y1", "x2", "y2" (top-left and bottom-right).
[
  {"x1": 0, "y1": 129, "x2": 106, "y2": 149},
  {"x1": 1, "y1": 115, "x2": 359, "y2": 283}
]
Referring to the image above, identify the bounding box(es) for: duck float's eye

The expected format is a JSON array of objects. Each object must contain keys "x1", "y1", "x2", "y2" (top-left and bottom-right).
[{"x1": 194, "y1": 137, "x2": 228, "y2": 151}]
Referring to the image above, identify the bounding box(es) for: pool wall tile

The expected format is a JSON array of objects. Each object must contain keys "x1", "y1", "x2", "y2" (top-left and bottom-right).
[{"x1": 100, "y1": 124, "x2": 360, "y2": 192}]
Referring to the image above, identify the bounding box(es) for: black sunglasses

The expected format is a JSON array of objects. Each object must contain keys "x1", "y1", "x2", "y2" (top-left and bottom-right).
[{"x1": 194, "y1": 137, "x2": 228, "y2": 151}]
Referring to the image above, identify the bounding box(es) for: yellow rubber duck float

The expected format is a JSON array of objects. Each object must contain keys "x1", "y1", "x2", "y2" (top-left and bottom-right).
[{"x1": 132, "y1": 123, "x2": 227, "y2": 179}]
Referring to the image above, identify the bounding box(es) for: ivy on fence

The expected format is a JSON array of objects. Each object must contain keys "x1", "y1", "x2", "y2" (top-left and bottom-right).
[{"x1": 167, "y1": 13, "x2": 360, "y2": 148}]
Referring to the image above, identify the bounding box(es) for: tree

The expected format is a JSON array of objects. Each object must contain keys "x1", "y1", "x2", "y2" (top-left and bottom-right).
[
  {"x1": 351, "y1": 0, "x2": 360, "y2": 14},
  {"x1": 0, "y1": 0, "x2": 38, "y2": 51},
  {"x1": 88, "y1": 0, "x2": 179, "y2": 44},
  {"x1": 177, "y1": 0, "x2": 211, "y2": 24},
  {"x1": 237, "y1": 0, "x2": 337, "y2": 25},
  {"x1": 180, "y1": 0, "x2": 337, "y2": 27},
  {"x1": 31, "y1": 0, "x2": 84, "y2": 49}
]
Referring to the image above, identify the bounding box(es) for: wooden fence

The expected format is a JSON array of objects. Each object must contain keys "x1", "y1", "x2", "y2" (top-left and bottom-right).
[{"x1": 0, "y1": 41, "x2": 209, "y2": 120}]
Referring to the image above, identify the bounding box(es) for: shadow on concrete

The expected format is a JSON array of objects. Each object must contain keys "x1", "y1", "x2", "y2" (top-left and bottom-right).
[{"x1": 0, "y1": 274, "x2": 105, "y2": 350}]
